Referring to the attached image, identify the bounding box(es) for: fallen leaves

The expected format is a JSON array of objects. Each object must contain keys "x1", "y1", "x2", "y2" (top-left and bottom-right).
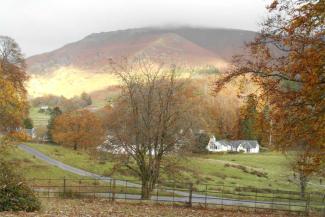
[{"x1": 1, "y1": 199, "x2": 303, "y2": 217}]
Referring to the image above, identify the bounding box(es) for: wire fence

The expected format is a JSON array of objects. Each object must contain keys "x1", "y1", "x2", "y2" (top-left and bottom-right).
[{"x1": 29, "y1": 178, "x2": 325, "y2": 216}]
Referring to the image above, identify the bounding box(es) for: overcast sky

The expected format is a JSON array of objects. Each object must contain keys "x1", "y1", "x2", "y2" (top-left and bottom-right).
[{"x1": 1, "y1": 0, "x2": 269, "y2": 57}]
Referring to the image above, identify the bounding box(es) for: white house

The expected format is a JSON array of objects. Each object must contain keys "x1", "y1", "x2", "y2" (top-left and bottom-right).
[{"x1": 207, "y1": 137, "x2": 259, "y2": 153}]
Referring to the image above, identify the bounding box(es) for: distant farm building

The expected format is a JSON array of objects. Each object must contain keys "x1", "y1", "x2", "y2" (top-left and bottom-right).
[
  {"x1": 207, "y1": 137, "x2": 259, "y2": 153},
  {"x1": 40, "y1": 105, "x2": 49, "y2": 110}
]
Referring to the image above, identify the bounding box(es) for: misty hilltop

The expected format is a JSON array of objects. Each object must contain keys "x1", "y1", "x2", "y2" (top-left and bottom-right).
[{"x1": 26, "y1": 27, "x2": 256, "y2": 74}]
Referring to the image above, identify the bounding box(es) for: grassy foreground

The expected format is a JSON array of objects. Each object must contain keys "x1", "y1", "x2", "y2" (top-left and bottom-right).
[
  {"x1": 2, "y1": 199, "x2": 303, "y2": 217},
  {"x1": 24, "y1": 143, "x2": 309, "y2": 192}
]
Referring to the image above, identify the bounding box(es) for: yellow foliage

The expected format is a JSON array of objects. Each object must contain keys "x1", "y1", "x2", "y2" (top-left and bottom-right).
[
  {"x1": 0, "y1": 68, "x2": 28, "y2": 130},
  {"x1": 27, "y1": 67, "x2": 119, "y2": 98}
]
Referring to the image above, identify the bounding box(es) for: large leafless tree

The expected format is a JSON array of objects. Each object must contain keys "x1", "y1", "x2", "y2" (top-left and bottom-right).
[{"x1": 105, "y1": 57, "x2": 201, "y2": 199}]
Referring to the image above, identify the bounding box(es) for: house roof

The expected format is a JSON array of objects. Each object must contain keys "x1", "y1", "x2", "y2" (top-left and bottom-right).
[{"x1": 217, "y1": 140, "x2": 259, "y2": 149}]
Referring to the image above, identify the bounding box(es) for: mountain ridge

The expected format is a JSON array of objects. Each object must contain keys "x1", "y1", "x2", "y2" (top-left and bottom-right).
[{"x1": 26, "y1": 26, "x2": 256, "y2": 74}]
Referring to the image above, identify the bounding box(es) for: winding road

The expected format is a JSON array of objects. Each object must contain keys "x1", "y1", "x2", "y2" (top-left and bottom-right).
[{"x1": 18, "y1": 144, "x2": 308, "y2": 209}]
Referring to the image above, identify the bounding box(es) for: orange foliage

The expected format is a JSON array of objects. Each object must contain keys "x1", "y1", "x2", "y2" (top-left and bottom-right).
[
  {"x1": 7, "y1": 131, "x2": 31, "y2": 142},
  {"x1": 51, "y1": 110, "x2": 105, "y2": 150}
]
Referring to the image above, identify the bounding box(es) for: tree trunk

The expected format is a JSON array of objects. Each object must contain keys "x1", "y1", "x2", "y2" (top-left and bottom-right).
[
  {"x1": 141, "y1": 180, "x2": 151, "y2": 199},
  {"x1": 141, "y1": 173, "x2": 158, "y2": 199}
]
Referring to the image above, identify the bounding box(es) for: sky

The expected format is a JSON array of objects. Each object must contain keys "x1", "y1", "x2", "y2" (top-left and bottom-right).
[{"x1": 1, "y1": 0, "x2": 269, "y2": 57}]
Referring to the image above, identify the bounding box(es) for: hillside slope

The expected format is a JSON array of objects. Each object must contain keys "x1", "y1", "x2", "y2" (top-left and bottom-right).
[{"x1": 26, "y1": 27, "x2": 256, "y2": 74}]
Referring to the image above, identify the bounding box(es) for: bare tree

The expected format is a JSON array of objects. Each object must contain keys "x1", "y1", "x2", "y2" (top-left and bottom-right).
[{"x1": 105, "y1": 57, "x2": 200, "y2": 199}]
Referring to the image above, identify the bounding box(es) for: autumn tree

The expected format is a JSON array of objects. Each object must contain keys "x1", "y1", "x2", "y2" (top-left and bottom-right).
[
  {"x1": 105, "y1": 58, "x2": 201, "y2": 199},
  {"x1": 0, "y1": 36, "x2": 28, "y2": 132},
  {"x1": 215, "y1": 0, "x2": 325, "y2": 195},
  {"x1": 51, "y1": 110, "x2": 105, "y2": 150}
]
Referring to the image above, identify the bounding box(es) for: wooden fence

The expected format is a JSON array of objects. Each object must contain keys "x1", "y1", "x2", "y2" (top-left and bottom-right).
[{"x1": 29, "y1": 178, "x2": 325, "y2": 216}]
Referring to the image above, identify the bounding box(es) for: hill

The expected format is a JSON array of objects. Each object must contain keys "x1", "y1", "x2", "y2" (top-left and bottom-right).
[{"x1": 26, "y1": 27, "x2": 256, "y2": 74}]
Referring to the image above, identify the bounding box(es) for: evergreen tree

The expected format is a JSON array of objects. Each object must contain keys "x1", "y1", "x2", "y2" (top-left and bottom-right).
[
  {"x1": 23, "y1": 118, "x2": 34, "y2": 129},
  {"x1": 47, "y1": 107, "x2": 62, "y2": 142},
  {"x1": 239, "y1": 94, "x2": 258, "y2": 140}
]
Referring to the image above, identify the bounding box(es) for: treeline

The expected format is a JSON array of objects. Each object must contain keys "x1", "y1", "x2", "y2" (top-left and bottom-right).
[
  {"x1": 187, "y1": 78, "x2": 271, "y2": 149},
  {"x1": 31, "y1": 92, "x2": 92, "y2": 112}
]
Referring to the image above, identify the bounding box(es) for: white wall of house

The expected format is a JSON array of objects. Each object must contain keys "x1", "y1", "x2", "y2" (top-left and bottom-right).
[
  {"x1": 207, "y1": 142, "x2": 229, "y2": 152},
  {"x1": 238, "y1": 144, "x2": 259, "y2": 153},
  {"x1": 206, "y1": 137, "x2": 260, "y2": 153},
  {"x1": 249, "y1": 145, "x2": 259, "y2": 153},
  {"x1": 207, "y1": 137, "x2": 229, "y2": 152}
]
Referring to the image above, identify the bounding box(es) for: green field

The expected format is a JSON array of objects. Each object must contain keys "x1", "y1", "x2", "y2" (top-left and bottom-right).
[
  {"x1": 23, "y1": 143, "x2": 321, "y2": 193},
  {"x1": 29, "y1": 107, "x2": 50, "y2": 128}
]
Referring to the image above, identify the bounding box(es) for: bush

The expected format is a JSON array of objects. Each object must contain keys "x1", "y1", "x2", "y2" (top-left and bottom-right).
[
  {"x1": 0, "y1": 161, "x2": 40, "y2": 212},
  {"x1": 192, "y1": 132, "x2": 210, "y2": 153},
  {"x1": 7, "y1": 131, "x2": 31, "y2": 142}
]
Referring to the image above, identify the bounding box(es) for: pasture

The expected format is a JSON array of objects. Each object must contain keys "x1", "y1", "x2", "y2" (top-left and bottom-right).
[{"x1": 24, "y1": 143, "x2": 320, "y2": 193}]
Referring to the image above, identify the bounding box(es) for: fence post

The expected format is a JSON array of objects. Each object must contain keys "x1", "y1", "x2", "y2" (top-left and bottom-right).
[
  {"x1": 48, "y1": 178, "x2": 50, "y2": 198},
  {"x1": 93, "y1": 179, "x2": 96, "y2": 199},
  {"x1": 305, "y1": 193, "x2": 310, "y2": 216},
  {"x1": 288, "y1": 191, "x2": 291, "y2": 212},
  {"x1": 156, "y1": 183, "x2": 159, "y2": 203},
  {"x1": 271, "y1": 190, "x2": 275, "y2": 212},
  {"x1": 322, "y1": 193, "x2": 325, "y2": 217},
  {"x1": 63, "y1": 176, "x2": 66, "y2": 198},
  {"x1": 255, "y1": 188, "x2": 257, "y2": 212},
  {"x1": 78, "y1": 179, "x2": 81, "y2": 197},
  {"x1": 172, "y1": 182, "x2": 175, "y2": 205},
  {"x1": 221, "y1": 184, "x2": 224, "y2": 210},
  {"x1": 125, "y1": 180, "x2": 128, "y2": 201},
  {"x1": 188, "y1": 183, "x2": 193, "y2": 207},
  {"x1": 109, "y1": 179, "x2": 112, "y2": 201},
  {"x1": 112, "y1": 179, "x2": 116, "y2": 202},
  {"x1": 205, "y1": 184, "x2": 208, "y2": 208}
]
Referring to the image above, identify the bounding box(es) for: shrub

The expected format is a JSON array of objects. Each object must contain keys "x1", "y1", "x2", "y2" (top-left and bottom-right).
[
  {"x1": 7, "y1": 131, "x2": 31, "y2": 142},
  {"x1": 0, "y1": 161, "x2": 40, "y2": 212},
  {"x1": 191, "y1": 132, "x2": 210, "y2": 153}
]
